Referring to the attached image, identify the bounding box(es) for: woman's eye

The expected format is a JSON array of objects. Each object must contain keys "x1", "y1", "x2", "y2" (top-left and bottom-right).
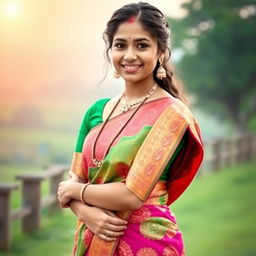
[
  {"x1": 137, "y1": 43, "x2": 149, "y2": 49},
  {"x1": 114, "y1": 43, "x2": 126, "y2": 49}
]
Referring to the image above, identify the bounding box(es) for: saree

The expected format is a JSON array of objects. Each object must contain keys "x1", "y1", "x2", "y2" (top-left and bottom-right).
[{"x1": 71, "y1": 96, "x2": 204, "y2": 256}]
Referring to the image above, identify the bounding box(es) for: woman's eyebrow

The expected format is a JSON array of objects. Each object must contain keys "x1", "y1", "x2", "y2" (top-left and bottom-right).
[
  {"x1": 113, "y1": 38, "x2": 126, "y2": 42},
  {"x1": 134, "y1": 38, "x2": 150, "y2": 42},
  {"x1": 113, "y1": 37, "x2": 150, "y2": 42}
]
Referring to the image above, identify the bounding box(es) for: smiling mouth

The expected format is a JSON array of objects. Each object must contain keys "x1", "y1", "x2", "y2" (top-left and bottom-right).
[{"x1": 121, "y1": 64, "x2": 143, "y2": 72}]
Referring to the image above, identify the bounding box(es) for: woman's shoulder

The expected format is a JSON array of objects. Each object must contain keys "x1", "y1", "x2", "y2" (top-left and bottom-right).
[
  {"x1": 84, "y1": 97, "x2": 111, "y2": 115},
  {"x1": 170, "y1": 96, "x2": 203, "y2": 144},
  {"x1": 81, "y1": 98, "x2": 110, "y2": 121},
  {"x1": 89, "y1": 98, "x2": 111, "y2": 109},
  {"x1": 151, "y1": 88, "x2": 193, "y2": 119},
  {"x1": 168, "y1": 96, "x2": 195, "y2": 123}
]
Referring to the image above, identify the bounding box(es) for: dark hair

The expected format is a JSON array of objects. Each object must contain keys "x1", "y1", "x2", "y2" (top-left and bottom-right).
[{"x1": 103, "y1": 2, "x2": 188, "y2": 105}]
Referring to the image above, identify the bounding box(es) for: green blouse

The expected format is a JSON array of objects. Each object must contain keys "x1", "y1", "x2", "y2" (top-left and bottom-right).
[{"x1": 75, "y1": 98, "x2": 186, "y2": 181}]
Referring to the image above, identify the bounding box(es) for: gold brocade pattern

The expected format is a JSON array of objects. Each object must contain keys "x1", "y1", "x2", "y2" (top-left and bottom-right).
[
  {"x1": 118, "y1": 239, "x2": 134, "y2": 256},
  {"x1": 126, "y1": 105, "x2": 189, "y2": 202},
  {"x1": 139, "y1": 217, "x2": 178, "y2": 240},
  {"x1": 129, "y1": 206, "x2": 151, "y2": 224},
  {"x1": 136, "y1": 247, "x2": 159, "y2": 256},
  {"x1": 163, "y1": 246, "x2": 179, "y2": 256},
  {"x1": 70, "y1": 152, "x2": 84, "y2": 179}
]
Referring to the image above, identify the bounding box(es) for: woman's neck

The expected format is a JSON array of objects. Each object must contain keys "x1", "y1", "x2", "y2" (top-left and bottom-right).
[{"x1": 123, "y1": 76, "x2": 156, "y2": 101}]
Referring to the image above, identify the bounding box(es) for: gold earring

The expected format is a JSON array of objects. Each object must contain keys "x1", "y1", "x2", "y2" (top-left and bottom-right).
[
  {"x1": 113, "y1": 70, "x2": 120, "y2": 79},
  {"x1": 156, "y1": 56, "x2": 166, "y2": 80}
]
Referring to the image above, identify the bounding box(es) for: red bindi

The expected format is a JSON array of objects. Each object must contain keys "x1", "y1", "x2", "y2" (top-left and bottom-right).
[{"x1": 127, "y1": 16, "x2": 136, "y2": 24}]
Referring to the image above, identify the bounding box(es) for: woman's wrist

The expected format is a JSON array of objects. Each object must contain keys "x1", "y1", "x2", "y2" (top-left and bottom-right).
[
  {"x1": 69, "y1": 199, "x2": 87, "y2": 219},
  {"x1": 80, "y1": 183, "x2": 90, "y2": 204},
  {"x1": 69, "y1": 182, "x2": 84, "y2": 201}
]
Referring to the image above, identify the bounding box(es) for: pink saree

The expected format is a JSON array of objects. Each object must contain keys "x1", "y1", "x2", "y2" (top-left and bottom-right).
[{"x1": 72, "y1": 96, "x2": 204, "y2": 256}]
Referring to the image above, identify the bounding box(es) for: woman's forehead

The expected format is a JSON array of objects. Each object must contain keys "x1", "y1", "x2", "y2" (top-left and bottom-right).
[{"x1": 113, "y1": 20, "x2": 156, "y2": 42}]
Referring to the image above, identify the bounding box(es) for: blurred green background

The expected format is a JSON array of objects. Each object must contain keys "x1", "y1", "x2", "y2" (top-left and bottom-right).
[{"x1": 0, "y1": 0, "x2": 255, "y2": 255}]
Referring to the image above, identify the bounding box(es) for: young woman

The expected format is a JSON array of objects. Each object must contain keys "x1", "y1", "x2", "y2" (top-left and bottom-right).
[{"x1": 57, "y1": 2, "x2": 204, "y2": 256}]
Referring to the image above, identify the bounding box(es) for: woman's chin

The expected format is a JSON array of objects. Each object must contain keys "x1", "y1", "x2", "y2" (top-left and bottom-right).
[{"x1": 121, "y1": 74, "x2": 145, "y2": 83}]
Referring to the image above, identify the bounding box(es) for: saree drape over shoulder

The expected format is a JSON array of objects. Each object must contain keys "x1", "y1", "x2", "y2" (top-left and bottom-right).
[{"x1": 70, "y1": 96, "x2": 204, "y2": 256}]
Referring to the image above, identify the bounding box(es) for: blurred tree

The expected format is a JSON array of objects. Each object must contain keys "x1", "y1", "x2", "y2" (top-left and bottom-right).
[{"x1": 170, "y1": 0, "x2": 256, "y2": 132}]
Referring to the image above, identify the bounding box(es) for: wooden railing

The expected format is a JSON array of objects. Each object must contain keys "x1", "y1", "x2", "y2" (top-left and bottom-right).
[
  {"x1": 198, "y1": 132, "x2": 256, "y2": 174},
  {"x1": 0, "y1": 165, "x2": 68, "y2": 250}
]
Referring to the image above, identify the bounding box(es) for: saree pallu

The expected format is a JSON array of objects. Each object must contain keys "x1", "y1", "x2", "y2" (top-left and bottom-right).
[{"x1": 72, "y1": 97, "x2": 204, "y2": 256}]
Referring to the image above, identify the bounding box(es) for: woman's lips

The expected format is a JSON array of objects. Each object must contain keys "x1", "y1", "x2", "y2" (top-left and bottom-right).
[{"x1": 121, "y1": 64, "x2": 143, "y2": 73}]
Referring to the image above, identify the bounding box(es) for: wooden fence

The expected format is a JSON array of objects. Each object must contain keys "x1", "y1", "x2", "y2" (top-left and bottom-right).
[
  {"x1": 0, "y1": 132, "x2": 255, "y2": 250},
  {"x1": 0, "y1": 165, "x2": 68, "y2": 250},
  {"x1": 198, "y1": 132, "x2": 256, "y2": 175}
]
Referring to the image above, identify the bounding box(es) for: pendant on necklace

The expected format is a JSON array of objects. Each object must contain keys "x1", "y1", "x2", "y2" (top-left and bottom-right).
[
  {"x1": 120, "y1": 98, "x2": 130, "y2": 113},
  {"x1": 92, "y1": 158, "x2": 103, "y2": 168}
]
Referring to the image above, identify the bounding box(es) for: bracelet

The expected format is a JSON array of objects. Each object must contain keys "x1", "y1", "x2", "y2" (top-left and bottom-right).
[{"x1": 80, "y1": 183, "x2": 90, "y2": 204}]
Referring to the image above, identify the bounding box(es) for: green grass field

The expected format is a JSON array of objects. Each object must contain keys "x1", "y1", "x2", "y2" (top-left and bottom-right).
[
  {"x1": 0, "y1": 160, "x2": 255, "y2": 256},
  {"x1": 172, "y1": 161, "x2": 256, "y2": 256}
]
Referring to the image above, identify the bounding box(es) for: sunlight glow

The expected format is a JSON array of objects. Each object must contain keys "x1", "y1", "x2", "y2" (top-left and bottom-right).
[{"x1": 2, "y1": 1, "x2": 21, "y2": 19}]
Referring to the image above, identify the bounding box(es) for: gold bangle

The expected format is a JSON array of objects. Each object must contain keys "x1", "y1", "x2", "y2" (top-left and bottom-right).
[{"x1": 80, "y1": 183, "x2": 90, "y2": 204}]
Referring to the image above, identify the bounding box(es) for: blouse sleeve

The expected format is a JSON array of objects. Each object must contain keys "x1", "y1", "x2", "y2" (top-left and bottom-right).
[
  {"x1": 74, "y1": 106, "x2": 93, "y2": 153},
  {"x1": 74, "y1": 98, "x2": 110, "y2": 153},
  {"x1": 69, "y1": 105, "x2": 94, "y2": 181},
  {"x1": 70, "y1": 98, "x2": 111, "y2": 180}
]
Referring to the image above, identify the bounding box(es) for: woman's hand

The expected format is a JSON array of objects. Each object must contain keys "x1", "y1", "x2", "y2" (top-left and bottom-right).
[
  {"x1": 77, "y1": 204, "x2": 128, "y2": 242},
  {"x1": 57, "y1": 180, "x2": 82, "y2": 208}
]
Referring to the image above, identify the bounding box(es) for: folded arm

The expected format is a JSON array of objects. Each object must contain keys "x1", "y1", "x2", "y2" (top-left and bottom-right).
[
  {"x1": 59, "y1": 133, "x2": 186, "y2": 211},
  {"x1": 58, "y1": 180, "x2": 143, "y2": 211}
]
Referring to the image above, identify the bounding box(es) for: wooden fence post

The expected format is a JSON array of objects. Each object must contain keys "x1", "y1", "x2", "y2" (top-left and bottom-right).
[
  {"x1": 0, "y1": 183, "x2": 18, "y2": 250},
  {"x1": 16, "y1": 175, "x2": 44, "y2": 233},
  {"x1": 224, "y1": 138, "x2": 233, "y2": 167},
  {"x1": 48, "y1": 168, "x2": 65, "y2": 213},
  {"x1": 241, "y1": 134, "x2": 248, "y2": 161},
  {"x1": 212, "y1": 139, "x2": 222, "y2": 171},
  {"x1": 246, "y1": 133, "x2": 254, "y2": 161},
  {"x1": 253, "y1": 133, "x2": 256, "y2": 158},
  {"x1": 235, "y1": 135, "x2": 243, "y2": 164}
]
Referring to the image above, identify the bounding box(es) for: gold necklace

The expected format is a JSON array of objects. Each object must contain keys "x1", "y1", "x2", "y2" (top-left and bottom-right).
[
  {"x1": 92, "y1": 83, "x2": 158, "y2": 168},
  {"x1": 119, "y1": 83, "x2": 158, "y2": 113}
]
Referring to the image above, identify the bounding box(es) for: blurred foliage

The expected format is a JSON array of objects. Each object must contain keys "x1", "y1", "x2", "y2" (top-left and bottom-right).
[
  {"x1": 169, "y1": 0, "x2": 256, "y2": 132},
  {"x1": 0, "y1": 127, "x2": 74, "y2": 165}
]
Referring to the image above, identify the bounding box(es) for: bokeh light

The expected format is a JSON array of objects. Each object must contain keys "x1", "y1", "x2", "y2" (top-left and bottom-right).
[{"x1": 1, "y1": 1, "x2": 21, "y2": 19}]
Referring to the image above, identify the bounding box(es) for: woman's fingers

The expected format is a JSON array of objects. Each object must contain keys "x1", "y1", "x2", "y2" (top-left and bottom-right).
[
  {"x1": 57, "y1": 192, "x2": 69, "y2": 208},
  {"x1": 103, "y1": 209, "x2": 117, "y2": 217},
  {"x1": 108, "y1": 216, "x2": 128, "y2": 226},
  {"x1": 98, "y1": 229, "x2": 123, "y2": 241},
  {"x1": 103, "y1": 210, "x2": 127, "y2": 226},
  {"x1": 98, "y1": 233, "x2": 116, "y2": 242},
  {"x1": 104, "y1": 229, "x2": 124, "y2": 238},
  {"x1": 105, "y1": 223, "x2": 127, "y2": 232}
]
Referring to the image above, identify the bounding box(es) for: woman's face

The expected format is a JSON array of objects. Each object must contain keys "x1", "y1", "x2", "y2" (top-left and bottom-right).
[{"x1": 111, "y1": 20, "x2": 160, "y2": 83}]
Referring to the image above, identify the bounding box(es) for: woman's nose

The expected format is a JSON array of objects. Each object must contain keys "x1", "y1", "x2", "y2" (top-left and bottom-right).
[{"x1": 123, "y1": 47, "x2": 137, "y2": 61}]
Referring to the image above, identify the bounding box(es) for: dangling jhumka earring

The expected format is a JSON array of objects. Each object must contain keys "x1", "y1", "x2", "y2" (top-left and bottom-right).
[
  {"x1": 113, "y1": 70, "x2": 120, "y2": 79},
  {"x1": 156, "y1": 55, "x2": 166, "y2": 80}
]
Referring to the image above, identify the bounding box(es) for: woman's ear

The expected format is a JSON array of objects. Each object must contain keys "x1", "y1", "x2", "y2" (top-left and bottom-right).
[
  {"x1": 158, "y1": 53, "x2": 165, "y2": 65},
  {"x1": 157, "y1": 50, "x2": 166, "y2": 62}
]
